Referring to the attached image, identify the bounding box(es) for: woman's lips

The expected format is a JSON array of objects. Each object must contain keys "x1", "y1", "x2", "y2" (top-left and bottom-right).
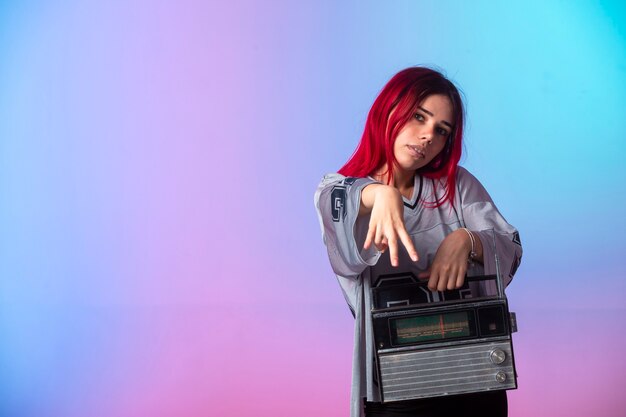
[{"x1": 407, "y1": 144, "x2": 425, "y2": 158}]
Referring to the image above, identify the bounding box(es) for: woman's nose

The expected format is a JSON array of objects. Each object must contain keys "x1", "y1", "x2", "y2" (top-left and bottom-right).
[{"x1": 420, "y1": 128, "x2": 434, "y2": 144}]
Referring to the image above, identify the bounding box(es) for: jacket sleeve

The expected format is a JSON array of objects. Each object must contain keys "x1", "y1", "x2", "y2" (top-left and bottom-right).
[
  {"x1": 456, "y1": 167, "x2": 523, "y2": 287},
  {"x1": 314, "y1": 173, "x2": 382, "y2": 279}
]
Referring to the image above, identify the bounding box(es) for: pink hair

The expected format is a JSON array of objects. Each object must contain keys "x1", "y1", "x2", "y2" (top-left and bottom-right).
[{"x1": 338, "y1": 67, "x2": 465, "y2": 207}]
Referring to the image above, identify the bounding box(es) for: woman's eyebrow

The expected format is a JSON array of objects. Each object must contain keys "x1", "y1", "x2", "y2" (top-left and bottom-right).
[{"x1": 418, "y1": 106, "x2": 453, "y2": 128}]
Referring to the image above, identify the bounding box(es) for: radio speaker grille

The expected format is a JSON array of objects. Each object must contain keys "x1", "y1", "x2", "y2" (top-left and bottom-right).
[{"x1": 379, "y1": 341, "x2": 516, "y2": 402}]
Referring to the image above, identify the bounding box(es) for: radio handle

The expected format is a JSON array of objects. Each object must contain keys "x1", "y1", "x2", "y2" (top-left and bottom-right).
[{"x1": 490, "y1": 229, "x2": 505, "y2": 299}]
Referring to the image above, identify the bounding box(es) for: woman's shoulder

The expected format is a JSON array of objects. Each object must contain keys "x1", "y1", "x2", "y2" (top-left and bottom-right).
[
  {"x1": 456, "y1": 165, "x2": 476, "y2": 181},
  {"x1": 455, "y1": 166, "x2": 484, "y2": 187},
  {"x1": 318, "y1": 173, "x2": 346, "y2": 187},
  {"x1": 317, "y1": 173, "x2": 380, "y2": 189},
  {"x1": 455, "y1": 166, "x2": 492, "y2": 200}
]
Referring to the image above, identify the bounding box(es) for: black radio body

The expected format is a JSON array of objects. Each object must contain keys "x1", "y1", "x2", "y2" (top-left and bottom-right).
[{"x1": 371, "y1": 274, "x2": 518, "y2": 402}]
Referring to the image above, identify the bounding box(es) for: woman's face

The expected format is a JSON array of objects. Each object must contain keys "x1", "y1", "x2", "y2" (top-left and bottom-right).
[{"x1": 392, "y1": 94, "x2": 454, "y2": 176}]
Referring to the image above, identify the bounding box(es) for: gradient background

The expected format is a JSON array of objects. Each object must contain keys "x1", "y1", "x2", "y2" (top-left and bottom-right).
[{"x1": 1, "y1": 1, "x2": 625, "y2": 416}]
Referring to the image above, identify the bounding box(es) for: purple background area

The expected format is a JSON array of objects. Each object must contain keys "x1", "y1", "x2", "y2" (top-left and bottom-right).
[{"x1": 1, "y1": 1, "x2": 625, "y2": 416}]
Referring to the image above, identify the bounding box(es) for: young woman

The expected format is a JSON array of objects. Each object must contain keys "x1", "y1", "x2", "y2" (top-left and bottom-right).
[{"x1": 314, "y1": 67, "x2": 522, "y2": 417}]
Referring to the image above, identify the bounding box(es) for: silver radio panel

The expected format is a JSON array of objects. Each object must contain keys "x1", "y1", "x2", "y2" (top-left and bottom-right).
[{"x1": 379, "y1": 339, "x2": 516, "y2": 401}]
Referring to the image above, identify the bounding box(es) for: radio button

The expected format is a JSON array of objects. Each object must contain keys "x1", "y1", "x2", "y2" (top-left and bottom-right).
[
  {"x1": 490, "y1": 349, "x2": 506, "y2": 364},
  {"x1": 495, "y1": 371, "x2": 507, "y2": 383}
]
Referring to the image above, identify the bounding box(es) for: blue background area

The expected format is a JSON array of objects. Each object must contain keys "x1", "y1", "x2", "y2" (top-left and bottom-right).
[{"x1": 1, "y1": 1, "x2": 624, "y2": 416}]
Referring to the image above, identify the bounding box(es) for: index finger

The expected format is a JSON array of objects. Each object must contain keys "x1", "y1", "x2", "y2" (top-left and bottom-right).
[
  {"x1": 363, "y1": 223, "x2": 376, "y2": 250},
  {"x1": 387, "y1": 235, "x2": 399, "y2": 267},
  {"x1": 396, "y1": 226, "x2": 419, "y2": 262}
]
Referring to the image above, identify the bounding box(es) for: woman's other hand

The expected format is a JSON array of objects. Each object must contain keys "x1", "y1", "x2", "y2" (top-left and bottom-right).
[
  {"x1": 418, "y1": 229, "x2": 475, "y2": 291},
  {"x1": 360, "y1": 184, "x2": 419, "y2": 267}
]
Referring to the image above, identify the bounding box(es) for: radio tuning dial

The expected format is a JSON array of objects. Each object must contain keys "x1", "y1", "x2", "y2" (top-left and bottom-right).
[
  {"x1": 495, "y1": 371, "x2": 507, "y2": 383},
  {"x1": 490, "y1": 349, "x2": 506, "y2": 364}
]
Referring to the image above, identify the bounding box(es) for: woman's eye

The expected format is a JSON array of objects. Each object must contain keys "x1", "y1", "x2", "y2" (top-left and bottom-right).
[
  {"x1": 414, "y1": 113, "x2": 425, "y2": 121},
  {"x1": 437, "y1": 128, "x2": 449, "y2": 136}
]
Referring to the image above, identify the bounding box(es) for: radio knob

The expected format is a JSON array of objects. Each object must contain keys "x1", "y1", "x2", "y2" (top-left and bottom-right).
[
  {"x1": 490, "y1": 349, "x2": 506, "y2": 364},
  {"x1": 495, "y1": 371, "x2": 507, "y2": 383}
]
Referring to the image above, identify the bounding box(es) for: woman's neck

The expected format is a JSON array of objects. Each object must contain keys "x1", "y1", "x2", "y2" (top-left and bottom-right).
[{"x1": 372, "y1": 168, "x2": 414, "y2": 199}]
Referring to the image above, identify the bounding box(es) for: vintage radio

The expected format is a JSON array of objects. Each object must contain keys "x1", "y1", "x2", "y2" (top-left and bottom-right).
[{"x1": 371, "y1": 262, "x2": 518, "y2": 402}]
